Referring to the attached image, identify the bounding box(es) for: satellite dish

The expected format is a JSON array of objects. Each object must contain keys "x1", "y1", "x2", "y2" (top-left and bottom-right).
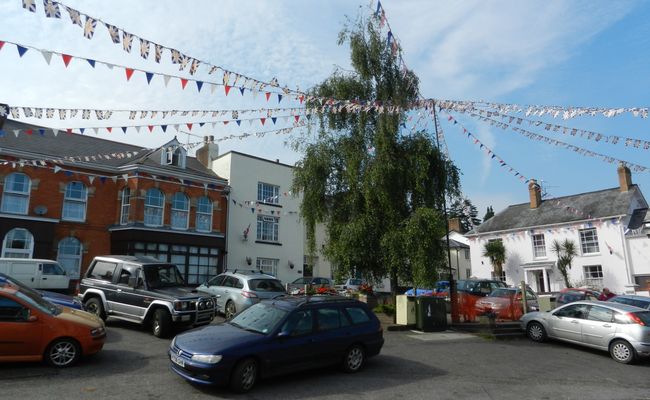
[{"x1": 33, "y1": 205, "x2": 48, "y2": 215}]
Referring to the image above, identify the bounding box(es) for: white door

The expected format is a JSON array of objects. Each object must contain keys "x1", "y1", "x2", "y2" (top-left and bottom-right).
[
  {"x1": 38, "y1": 262, "x2": 70, "y2": 290},
  {"x1": 9, "y1": 262, "x2": 38, "y2": 287}
]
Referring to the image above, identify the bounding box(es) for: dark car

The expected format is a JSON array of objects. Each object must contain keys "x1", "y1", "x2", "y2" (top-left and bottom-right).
[
  {"x1": 169, "y1": 296, "x2": 384, "y2": 393},
  {"x1": 608, "y1": 294, "x2": 650, "y2": 310},
  {"x1": 555, "y1": 288, "x2": 601, "y2": 306},
  {"x1": 0, "y1": 272, "x2": 82, "y2": 310}
]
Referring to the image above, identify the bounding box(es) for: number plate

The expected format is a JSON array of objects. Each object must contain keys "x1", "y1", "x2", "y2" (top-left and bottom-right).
[{"x1": 170, "y1": 353, "x2": 185, "y2": 368}]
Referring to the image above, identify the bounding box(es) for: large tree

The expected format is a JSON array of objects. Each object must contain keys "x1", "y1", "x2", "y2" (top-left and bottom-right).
[
  {"x1": 483, "y1": 206, "x2": 495, "y2": 222},
  {"x1": 448, "y1": 197, "x2": 481, "y2": 232},
  {"x1": 292, "y1": 14, "x2": 460, "y2": 293}
]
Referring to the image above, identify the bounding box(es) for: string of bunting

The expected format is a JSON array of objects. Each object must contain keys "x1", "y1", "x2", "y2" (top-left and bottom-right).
[
  {"x1": 0, "y1": 103, "x2": 307, "y2": 122},
  {"x1": 436, "y1": 99, "x2": 648, "y2": 120},
  {"x1": 21, "y1": 0, "x2": 302, "y2": 97},
  {"x1": 230, "y1": 192, "x2": 297, "y2": 217},
  {"x1": 178, "y1": 119, "x2": 312, "y2": 144},
  {"x1": 466, "y1": 111, "x2": 650, "y2": 173},
  {"x1": 470, "y1": 108, "x2": 650, "y2": 150},
  {"x1": 442, "y1": 109, "x2": 531, "y2": 184},
  {"x1": 0, "y1": 38, "x2": 298, "y2": 101}
]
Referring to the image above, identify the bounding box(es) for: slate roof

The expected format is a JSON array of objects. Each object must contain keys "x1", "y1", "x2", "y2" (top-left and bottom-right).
[
  {"x1": 469, "y1": 185, "x2": 646, "y2": 235},
  {"x1": 0, "y1": 119, "x2": 224, "y2": 181}
]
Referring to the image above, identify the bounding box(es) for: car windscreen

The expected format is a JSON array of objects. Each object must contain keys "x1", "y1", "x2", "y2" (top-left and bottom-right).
[
  {"x1": 14, "y1": 289, "x2": 60, "y2": 316},
  {"x1": 248, "y1": 279, "x2": 285, "y2": 292},
  {"x1": 229, "y1": 302, "x2": 288, "y2": 334},
  {"x1": 144, "y1": 264, "x2": 186, "y2": 288},
  {"x1": 559, "y1": 292, "x2": 583, "y2": 303}
]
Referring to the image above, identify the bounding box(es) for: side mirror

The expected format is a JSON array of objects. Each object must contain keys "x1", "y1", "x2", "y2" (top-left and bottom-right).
[{"x1": 277, "y1": 331, "x2": 290, "y2": 338}]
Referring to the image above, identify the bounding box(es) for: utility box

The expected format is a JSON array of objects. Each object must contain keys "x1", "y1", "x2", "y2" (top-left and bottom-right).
[
  {"x1": 416, "y1": 297, "x2": 448, "y2": 332},
  {"x1": 538, "y1": 295, "x2": 557, "y2": 312},
  {"x1": 396, "y1": 295, "x2": 416, "y2": 325}
]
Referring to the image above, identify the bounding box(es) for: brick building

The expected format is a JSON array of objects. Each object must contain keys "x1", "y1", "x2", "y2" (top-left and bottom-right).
[{"x1": 0, "y1": 119, "x2": 229, "y2": 286}]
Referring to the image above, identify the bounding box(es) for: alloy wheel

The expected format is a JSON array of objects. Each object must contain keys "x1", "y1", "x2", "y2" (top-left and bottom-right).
[
  {"x1": 49, "y1": 341, "x2": 77, "y2": 367},
  {"x1": 611, "y1": 341, "x2": 632, "y2": 362},
  {"x1": 240, "y1": 362, "x2": 256, "y2": 391},
  {"x1": 346, "y1": 346, "x2": 363, "y2": 371}
]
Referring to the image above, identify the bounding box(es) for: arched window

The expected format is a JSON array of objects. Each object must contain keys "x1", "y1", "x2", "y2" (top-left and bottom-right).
[
  {"x1": 144, "y1": 188, "x2": 164, "y2": 227},
  {"x1": 57, "y1": 237, "x2": 83, "y2": 278},
  {"x1": 2, "y1": 228, "x2": 34, "y2": 258},
  {"x1": 62, "y1": 181, "x2": 88, "y2": 222},
  {"x1": 120, "y1": 187, "x2": 131, "y2": 225},
  {"x1": 171, "y1": 192, "x2": 189, "y2": 230},
  {"x1": 195, "y1": 196, "x2": 212, "y2": 232},
  {"x1": 1, "y1": 173, "x2": 31, "y2": 215}
]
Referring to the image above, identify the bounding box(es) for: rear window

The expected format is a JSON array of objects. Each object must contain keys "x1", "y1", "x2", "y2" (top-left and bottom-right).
[
  {"x1": 635, "y1": 311, "x2": 650, "y2": 325},
  {"x1": 248, "y1": 279, "x2": 285, "y2": 292},
  {"x1": 610, "y1": 297, "x2": 650, "y2": 309},
  {"x1": 345, "y1": 306, "x2": 371, "y2": 324}
]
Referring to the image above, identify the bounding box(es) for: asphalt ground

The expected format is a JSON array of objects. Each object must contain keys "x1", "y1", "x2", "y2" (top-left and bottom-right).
[{"x1": 1, "y1": 316, "x2": 649, "y2": 400}]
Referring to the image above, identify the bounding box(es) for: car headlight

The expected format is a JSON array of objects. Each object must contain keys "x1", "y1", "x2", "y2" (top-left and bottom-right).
[
  {"x1": 191, "y1": 354, "x2": 222, "y2": 364},
  {"x1": 90, "y1": 327, "x2": 105, "y2": 337},
  {"x1": 174, "y1": 301, "x2": 190, "y2": 311}
]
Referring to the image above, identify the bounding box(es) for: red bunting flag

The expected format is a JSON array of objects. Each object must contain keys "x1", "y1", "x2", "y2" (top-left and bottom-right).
[
  {"x1": 180, "y1": 78, "x2": 188, "y2": 89},
  {"x1": 186, "y1": 123, "x2": 193, "y2": 131},
  {"x1": 148, "y1": 125, "x2": 154, "y2": 132},
  {"x1": 66, "y1": 128, "x2": 73, "y2": 134},
  {"x1": 125, "y1": 68, "x2": 135, "y2": 81},
  {"x1": 299, "y1": 95, "x2": 304, "y2": 104},
  {"x1": 25, "y1": 129, "x2": 33, "y2": 135},
  {"x1": 265, "y1": 92, "x2": 271, "y2": 101},
  {"x1": 106, "y1": 127, "x2": 113, "y2": 133},
  {"x1": 260, "y1": 118, "x2": 266, "y2": 126},
  {"x1": 224, "y1": 85, "x2": 231, "y2": 96},
  {"x1": 294, "y1": 115, "x2": 300, "y2": 123},
  {"x1": 0, "y1": 41, "x2": 4, "y2": 51},
  {"x1": 61, "y1": 54, "x2": 72, "y2": 67},
  {"x1": 223, "y1": 121, "x2": 229, "y2": 125}
]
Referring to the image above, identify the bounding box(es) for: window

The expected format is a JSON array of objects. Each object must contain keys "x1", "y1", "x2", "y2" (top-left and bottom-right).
[
  {"x1": 57, "y1": 237, "x2": 83, "y2": 278},
  {"x1": 464, "y1": 249, "x2": 470, "y2": 260},
  {"x1": 144, "y1": 189, "x2": 164, "y2": 227},
  {"x1": 466, "y1": 269, "x2": 472, "y2": 279},
  {"x1": 345, "y1": 307, "x2": 371, "y2": 324},
  {"x1": 256, "y1": 258, "x2": 278, "y2": 276},
  {"x1": 120, "y1": 187, "x2": 131, "y2": 225},
  {"x1": 42, "y1": 263, "x2": 65, "y2": 275},
  {"x1": 62, "y1": 181, "x2": 87, "y2": 222},
  {"x1": 491, "y1": 271, "x2": 506, "y2": 282},
  {"x1": 171, "y1": 192, "x2": 189, "y2": 230},
  {"x1": 195, "y1": 196, "x2": 212, "y2": 232},
  {"x1": 281, "y1": 310, "x2": 313, "y2": 336},
  {"x1": 257, "y1": 182, "x2": 279, "y2": 204},
  {"x1": 1, "y1": 172, "x2": 31, "y2": 214},
  {"x1": 163, "y1": 146, "x2": 186, "y2": 168},
  {"x1": 88, "y1": 261, "x2": 117, "y2": 282},
  {"x1": 316, "y1": 307, "x2": 349, "y2": 331},
  {"x1": 532, "y1": 234, "x2": 546, "y2": 258},
  {"x1": 584, "y1": 265, "x2": 604, "y2": 289},
  {"x1": 257, "y1": 215, "x2": 279, "y2": 242},
  {"x1": 0, "y1": 296, "x2": 28, "y2": 322},
  {"x1": 554, "y1": 304, "x2": 590, "y2": 319},
  {"x1": 587, "y1": 306, "x2": 614, "y2": 322},
  {"x1": 2, "y1": 228, "x2": 33, "y2": 258},
  {"x1": 579, "y1": 228, "x2": 600, "y2": 254}
]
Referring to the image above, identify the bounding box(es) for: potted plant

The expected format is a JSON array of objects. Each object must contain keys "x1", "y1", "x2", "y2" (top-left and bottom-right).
[{"x1": 357, "y1": 284, "x2": 377, "y2": 309}]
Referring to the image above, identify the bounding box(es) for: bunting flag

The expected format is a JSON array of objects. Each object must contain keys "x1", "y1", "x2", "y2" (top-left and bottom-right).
[
  {"x1": 41, "y1": 50, "x2": 53, "y2": 64},
  {"x1": 180, "y1": 78, "x2": 188, "y2": 89},
  {"x1": 65, "y1": 6, "x2": 81, "y2": 26},
  {"x1": 124, "y1": 68, "x2": 135, "y2": 81},
  {"x1": 61, "y1": 54, "x2": 72, "y2": 67},
  {"x1": 23, "y1": 0, "x2": 36, "y2": 12},
  {"x1": 105, "y1": 24, "x2": 120, "y2": 44},
  {"x1": 0, "y1": 41, "x2": 4, "y2": 51},
  {"x1": 145, "y1": 71, "x2": 154, "y2": 84},
  {"x1": 43, "y1": 0, "x2": 60, "y2": 18},
  {"x1": 139, "y1": 38, "x2": 150, "y2": 59},
  {"x1": 16, "y1": 45, "x2": 28, "y2": 57},
  {"x1": 122, "y1": 31, "x2": 133, "y2": 53},
  {"x1": 196, "y1": 81, "x2": 203, "y2": 92},
  {"x1": 155, "y1": 44, "x2": 162, "y2": 63}
]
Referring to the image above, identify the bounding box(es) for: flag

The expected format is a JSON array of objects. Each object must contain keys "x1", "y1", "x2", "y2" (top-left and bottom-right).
[
  {"x1": 180, "y1": 78, "x2": 188, "y2": 89},
  {"x1": 179, "y1": 55, "x2": 189, "y2": 71},
  {"x1": 224, "y1": 85, "x2": 231, "y2": 96},
  {"x1": 65, "y1": 6, "x2": 81, "y2": 26},
  {"x1": 139, "y1": 38, "x2": 150, "y2": 59},
  {"x1": 61, "y1": 54, "x2": 72, "y2": 67},
  {"x1": 125, "y1": 68, "x2": 135, "y2": 81},
  {"x1": 16, "y1": 45, "x2": 28, "y2": 57},
  {"x1": 122, "y1": 31, "x2": 133, "y2": 53},
  {"x1": 196, "y1": 81, "x2": 203, "y2": 92},
  {"x1": 189, "y1": 58, "x2": 199, "y2": 75},
  {"x1": 171, "y1": 49, "x2": 182, "y2": 64},
  {"x1": 23, "y1": 0, "x2": 36, "y2": 12},
  {"x1": 155, "y1": 44, "x2": 163, "y2": 62},
  {"x1": 145, "y1": 72, "x2": 154, "y2": 84},
  {"x1": 105, "y1": 24, "x2": 120, "y2": 44},
  {"x1": 41, "y1": 50, "x2": 53, "y2": 64},
  {"x1": 83, "y1": 16, "x2": 97, "y2": 39},
  {"x1": 87, "y1": 59, "x2": 96, "y2": 68},
  {"x1": 43, "y1": 0, "x2": 61, "y2": 18}
]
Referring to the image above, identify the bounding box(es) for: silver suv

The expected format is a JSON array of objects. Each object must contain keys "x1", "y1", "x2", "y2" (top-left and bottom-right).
[{"x1": 197, "y1": 270, "x2": 286, "y2": 318}]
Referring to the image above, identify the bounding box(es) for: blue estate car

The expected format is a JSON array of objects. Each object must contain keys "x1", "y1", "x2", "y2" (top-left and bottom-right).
[
  {"x1": 169, "y1": 295, "x2": 384, "y2": 393},
  {"x1": 0, "y1": 273, "x2": 82, "y2": 309}
]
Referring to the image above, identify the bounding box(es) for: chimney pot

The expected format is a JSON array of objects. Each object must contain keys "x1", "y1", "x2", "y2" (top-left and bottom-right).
[
  {"x1": 617, "y1": 163, "x2": 632, "y2": 192},
  {"x1": 528, "y1": 179, "x2": 542, "y2": 209}
]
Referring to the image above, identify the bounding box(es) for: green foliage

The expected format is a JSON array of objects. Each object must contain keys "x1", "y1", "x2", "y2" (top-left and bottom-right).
[
  {"x1": 373, "y1": 303, "x2": 395, "y2": 316},
  {"x1": 483, "y1": 206, "x2": 495, "y2": 222},
  {"x1": 482, "y1": 240, "x2": 506, "y2": 279},
  {"x1": 552, "y1": 239, "x2": 577, "y2": 288},
  {"x1": 292, "y1": 13, "x2": 460, "y2": 290},
  {"x1": 448, "y1": 198, "x2": 481, "y2": 232}
]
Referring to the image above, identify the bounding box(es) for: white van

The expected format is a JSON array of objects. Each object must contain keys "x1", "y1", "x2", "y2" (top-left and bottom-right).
[{"x1": 0, "y1": 258, "x2": 70, "y2": 291}]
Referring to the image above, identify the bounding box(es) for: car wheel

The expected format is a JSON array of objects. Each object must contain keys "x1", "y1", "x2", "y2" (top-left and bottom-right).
[
  {"x1": 152, "y1": 309, "x2": 172, "y2": 338},
  {"x1": 230, "y1": 358, "x2": 258, "y2": 393},
  {"x1": 45, "y1": 338, "x2": 81, "y2": 368},
  {"x1": 225, "y1": 301, "x2": 236, "y2": 319},
  {"x1": 342, "y1": 344, "x2": 365, "y2": 373},
  {"x1": 527, "y1": 321, "x2": 547, "y2": 342},
  {"x1": 610, "y1": 339, "x2": 637, "y2": 364},
  {"x1": 84, "y1": 297, "x2": 106, "y2": 321}
]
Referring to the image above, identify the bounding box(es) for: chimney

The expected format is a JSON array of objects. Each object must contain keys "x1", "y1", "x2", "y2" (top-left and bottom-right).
[
  {"x1": 196, "y1": 136, "x2": 219, "y2": 170},
  {"x1": 528, "y1": 179, "x2": 542, "y2": 209},
  {"x1": 448, "y1": 217, "x2": 465, "y2": 233},
  {"x1": 617, "y1": 163, "x2": 632, "y2": 192}
]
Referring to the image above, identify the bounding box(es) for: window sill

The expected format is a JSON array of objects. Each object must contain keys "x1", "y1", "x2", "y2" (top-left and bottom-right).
[
  {"x1": 581, "y1": 252, "x2": 601, "y2": 257},
  {"x1": 533, "y1": 256, "x2": 548, "y2": 260},
  {"x1": 255, "y1": 240, "x2": 282, "y2": 246},
  {"x1": 62, "y1": 219, "x2": 86, "y2": 223}
]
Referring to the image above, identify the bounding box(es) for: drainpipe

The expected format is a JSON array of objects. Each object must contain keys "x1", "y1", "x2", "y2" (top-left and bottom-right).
[{"x1": 618, "y1": 223, "x2": 634, "y2": 292}]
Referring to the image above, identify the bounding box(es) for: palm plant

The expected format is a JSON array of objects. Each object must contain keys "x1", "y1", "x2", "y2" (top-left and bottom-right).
[
  {"x1": 552, "y1": 239, "x2": 577, "y2": 288},
  {"x1": 482, "y1": 240, "x2": 506, "y2": 280}
]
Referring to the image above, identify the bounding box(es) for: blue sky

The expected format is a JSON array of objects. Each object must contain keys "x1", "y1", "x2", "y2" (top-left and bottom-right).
[{"x1": 0, "y1": 0, "x2": 648, "y2": 217}]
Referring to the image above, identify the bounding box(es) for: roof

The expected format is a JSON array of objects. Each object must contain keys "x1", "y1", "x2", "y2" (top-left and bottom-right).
[
  {"x1": 0, "y1": 119, "x2": 224, "y2": 181},
  {"x1": 447, "y1": 238, "x2": 469, "y2": 249},
  {"x1": 93, "y1": 255, "x2": 171, "y2": 265},
  {"x1": 469, "y1": 185, "x2": 646, "y2": 235},
  {"x1": 216, "y1": 150, "x2": 295, "y2": 169},
  {"x1": 270, "y1": 295, "x2": 361, "y2": 309}
]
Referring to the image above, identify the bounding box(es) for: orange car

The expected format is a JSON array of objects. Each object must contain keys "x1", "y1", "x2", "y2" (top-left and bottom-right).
[
  {"x1": 0, "y1": 283, "x2": 106, "y2": 367},
  {"x1": 475, "y1": 287, "x2": 539, "y2": 320}
]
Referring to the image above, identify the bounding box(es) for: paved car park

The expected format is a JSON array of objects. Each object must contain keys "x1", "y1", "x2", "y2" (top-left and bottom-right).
[{"x1": 1, "y1": 317, "x2": 649, "y2": 399}]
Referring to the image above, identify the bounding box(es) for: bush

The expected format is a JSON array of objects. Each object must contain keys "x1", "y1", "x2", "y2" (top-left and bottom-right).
[{"x1": 373, "y1": 303, "x2": 395, "y2": 316}]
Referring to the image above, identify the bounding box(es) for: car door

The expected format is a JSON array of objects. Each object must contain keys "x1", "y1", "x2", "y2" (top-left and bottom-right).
[
  {"x1": 111, "y1": 265, "x2": 146, "y2": 319},
  {"x1": 217, "y1": 276, "x2": 238, "y2": 313},
  {"x1": 0, "y1": 294, "x2": 43, "y2": 359},
  {"x1": 310, "y1": 306, "x2": 353, "y2": 365},
  {"x1": 39, "y1": 262, "x2": 68, "y2": 290},
  {"x1": 548, "y1": 303, "x2": 590, "y2": 343},
  {"x1": 581, "y1": 305, "x2": 616, "y2": 349},
  {"x1": 264, "y1": 309, "x2": 318, "y2": 374}
]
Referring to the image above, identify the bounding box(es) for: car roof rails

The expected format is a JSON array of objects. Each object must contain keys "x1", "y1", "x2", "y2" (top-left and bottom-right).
[{"x1": 227, "y1": 268, "x2": 263, "y2": 275}]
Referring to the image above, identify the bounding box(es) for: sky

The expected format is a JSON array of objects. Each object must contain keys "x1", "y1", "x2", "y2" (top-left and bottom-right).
[{"x1": 0, "y1": 0, "x2": 649, "y2": 219}]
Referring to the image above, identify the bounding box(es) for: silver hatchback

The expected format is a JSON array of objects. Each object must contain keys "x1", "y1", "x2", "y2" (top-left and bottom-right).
[
  {"x1": 521, "y1": 300, "x2": 650, "y2": 364},
  {"x1": 197, "y1": 270, "x2": 286, "y2": 319}
]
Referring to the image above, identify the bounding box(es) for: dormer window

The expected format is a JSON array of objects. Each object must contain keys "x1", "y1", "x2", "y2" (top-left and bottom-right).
[{"x1": 161, "y1": 144, "x2": 186, "y2": 168}]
